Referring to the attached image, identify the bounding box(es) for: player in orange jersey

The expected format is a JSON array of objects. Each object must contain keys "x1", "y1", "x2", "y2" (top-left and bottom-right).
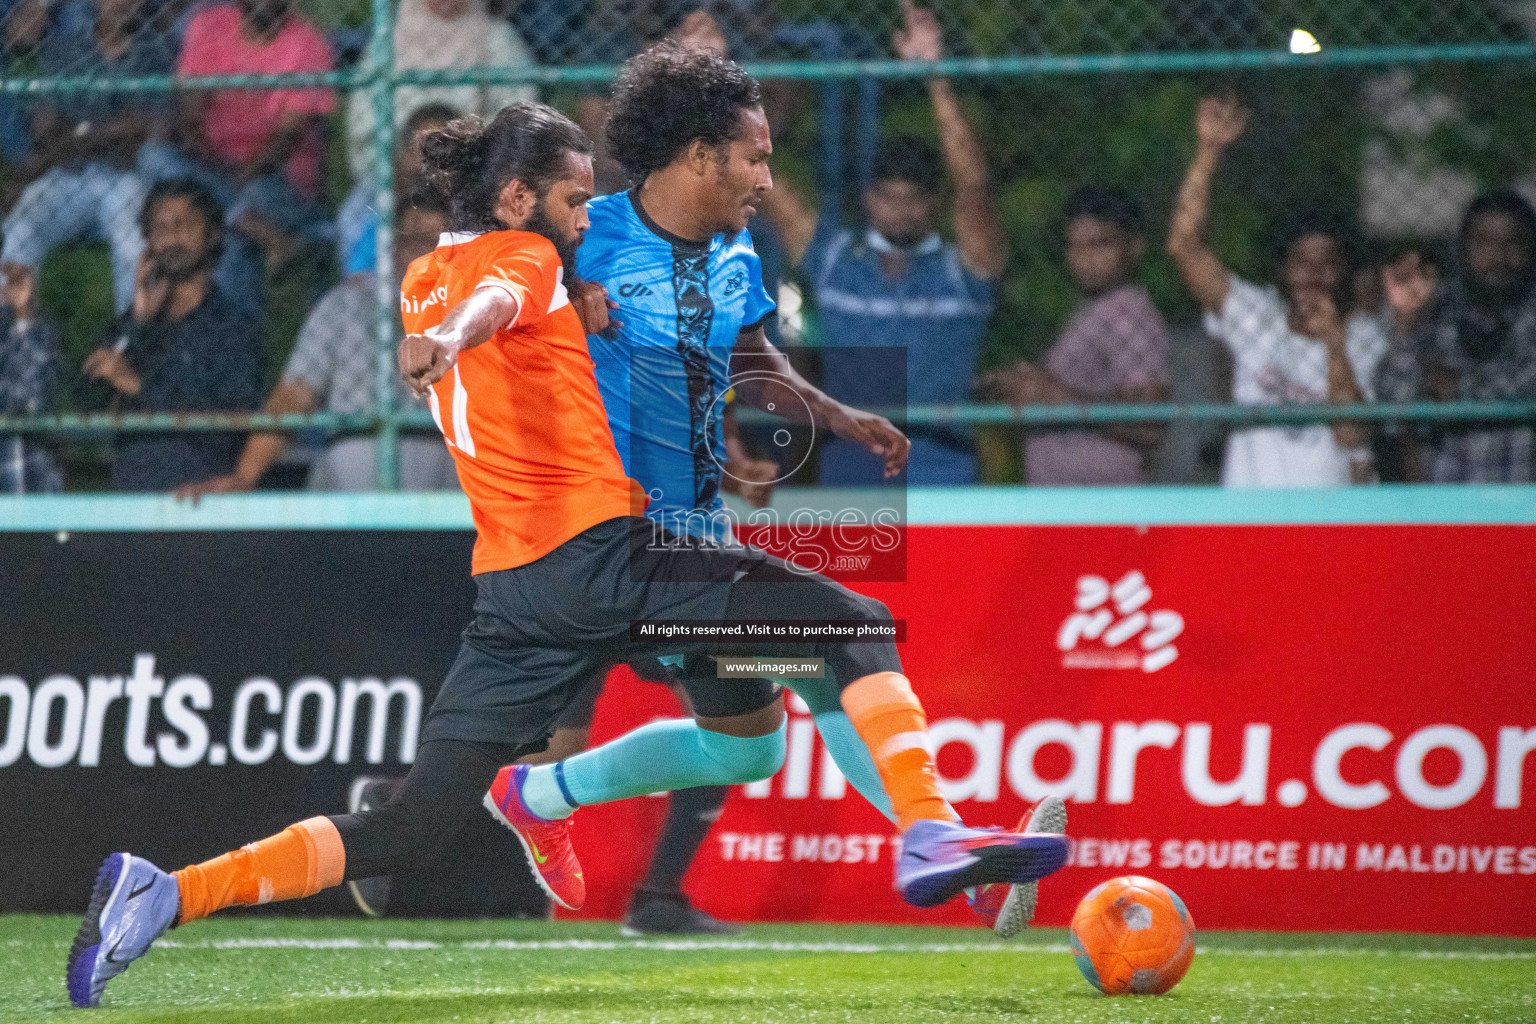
[{"x1": 67, "y1": 102, "x2": 1065, "y2": 1009}]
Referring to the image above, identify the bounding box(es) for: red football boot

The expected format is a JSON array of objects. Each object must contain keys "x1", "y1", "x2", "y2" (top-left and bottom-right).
[{"x1": 484, "y1": 764, "x2": 586, "y2": 910}]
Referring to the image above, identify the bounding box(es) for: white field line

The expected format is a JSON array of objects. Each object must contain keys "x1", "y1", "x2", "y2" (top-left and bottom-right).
[{"x1": 148, "y1": 937, "x2": 1536, "y2": 960}]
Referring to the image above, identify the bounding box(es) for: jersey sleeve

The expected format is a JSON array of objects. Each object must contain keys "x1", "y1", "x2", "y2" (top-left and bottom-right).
[
  {"x1": 739, "y1": 229, "x2": 777, "y2": 330},
  {"x1": 476, "y1": 236, "x2": 565, "y2": 329}
]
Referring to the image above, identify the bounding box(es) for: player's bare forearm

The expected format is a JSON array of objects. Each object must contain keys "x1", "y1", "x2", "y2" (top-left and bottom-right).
[
  {"x1": 729, "y1": 325, "x2": 836, "y2": 424},
  {"x1": 400, "y1": 288, "x2": 520, "y2": 393},
  {"x1": 434, "y1": 288, "x2": 522, "y2": 354},
  {"x1": 731, "y1": 327, "x2": 909, "y2": 475},
  {"x1": 730, "y1": 325, "x2": 908, "y2": 475}
]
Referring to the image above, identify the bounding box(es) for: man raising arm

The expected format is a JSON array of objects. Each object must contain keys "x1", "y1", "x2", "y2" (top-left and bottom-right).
[
  {"x1": 1168, "y1": 92, "x2": 1386, "y2": 486},
  {"x1": 757, "y1": 2, "x2": 1004, "y2": 484}
]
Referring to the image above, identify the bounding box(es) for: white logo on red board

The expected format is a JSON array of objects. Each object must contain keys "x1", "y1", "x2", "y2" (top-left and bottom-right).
[{"x1": 1057, "y1": 572, "x2": 1183, "y2": 673}]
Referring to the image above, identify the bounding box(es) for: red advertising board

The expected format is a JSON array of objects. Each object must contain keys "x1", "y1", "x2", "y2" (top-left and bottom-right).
[{"x1": 567, "y1": 524, "x2": 1536, "y2": 935}]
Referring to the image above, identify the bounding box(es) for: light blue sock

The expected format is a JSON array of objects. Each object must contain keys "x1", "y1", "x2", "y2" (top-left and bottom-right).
[
  {"x1": 517, "y1": 763, "x2": 579, "y2": 820},
  {"x1": 520, "y1": 718, "x2": 786, "y2": 820},
  {"x1": 813, "y1": 710, "x2": 897, "y2": 824},
  {"x1": 782, "y1": 678, "x2": 897, "y2": 824}
]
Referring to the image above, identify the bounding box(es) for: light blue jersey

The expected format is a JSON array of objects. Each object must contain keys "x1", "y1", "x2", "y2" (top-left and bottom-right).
[{"x1": 577, "y1": 190, "x2": 776, "y2": 537}]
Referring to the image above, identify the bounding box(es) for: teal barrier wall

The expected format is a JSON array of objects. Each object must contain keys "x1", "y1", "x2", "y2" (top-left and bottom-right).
[{"x1": 2, "y1": 486, "x2": 1532, "y2": 531}]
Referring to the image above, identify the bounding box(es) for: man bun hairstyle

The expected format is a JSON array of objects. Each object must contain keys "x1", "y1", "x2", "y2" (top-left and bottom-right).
[
  {"x1": 419, "y1": 102, "x2": 592, "y2": 234},
  {"x1": 607, "y1": 40, "x2": 761, "y2": 185}
]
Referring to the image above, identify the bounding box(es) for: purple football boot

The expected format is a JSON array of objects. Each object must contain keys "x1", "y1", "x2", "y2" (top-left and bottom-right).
[
  {"x1": 897, "y1": 820, "x2": 1069, "y2": 909},
  {"x1": 67, "y1": 853, "x2": 179, "y2": 1008}
]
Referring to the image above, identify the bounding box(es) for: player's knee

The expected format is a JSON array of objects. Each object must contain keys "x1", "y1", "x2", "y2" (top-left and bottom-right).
[
  {"x1": 729, "y1": 721, "x2": 787, "y2": 782},
  {"x1": 697, "y1": 720, "x2": 787, "y2": 784}
]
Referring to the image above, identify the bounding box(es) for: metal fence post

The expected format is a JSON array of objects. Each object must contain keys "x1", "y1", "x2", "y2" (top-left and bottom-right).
[{"x1": 370, "y1": 0, "x2": 399, "y2": 490}]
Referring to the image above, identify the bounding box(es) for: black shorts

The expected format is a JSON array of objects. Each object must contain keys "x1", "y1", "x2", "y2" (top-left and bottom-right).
[
  {"x1": 419, "y1": 516, "x2": 779, "y2": 751},
  {"x1": 552, "y1": 649, "x2": 774, "y2": 732}
]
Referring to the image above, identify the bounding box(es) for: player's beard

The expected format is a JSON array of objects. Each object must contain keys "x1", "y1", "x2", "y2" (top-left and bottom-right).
[{"x1": 524, "y1": 202, "x2": 581, "y2": 272}]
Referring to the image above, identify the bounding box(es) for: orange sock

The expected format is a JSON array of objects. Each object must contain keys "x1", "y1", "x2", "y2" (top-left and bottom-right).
[
  {"x1": 841, "y1": 672, "x2": 959, "y2": 831},
  {"x1": 173, "y1": 817, "x2": 345, "y2": 925}
]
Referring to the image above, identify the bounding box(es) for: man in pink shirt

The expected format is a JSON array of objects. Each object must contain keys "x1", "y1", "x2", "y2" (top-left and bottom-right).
[
  {"x1": 138, "y1": 0, "x2": 335, "y2": 315},
  {"x1": 983, "y1": 186, "x2": 1170, "y2": 485}
]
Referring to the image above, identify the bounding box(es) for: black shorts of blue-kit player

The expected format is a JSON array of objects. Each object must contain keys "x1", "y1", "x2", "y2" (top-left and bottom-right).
[
  {"x1": 701, "y1": 557, "x2": 905, "y2": 687},
  {"x1": 552, "y1": 650, "x2": 776, "y2": 732}
]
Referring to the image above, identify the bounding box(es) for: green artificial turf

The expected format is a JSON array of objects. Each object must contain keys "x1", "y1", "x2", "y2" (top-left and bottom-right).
[{"x1": 4, "y1": 916, "x2": 1533, "y2": 1023}]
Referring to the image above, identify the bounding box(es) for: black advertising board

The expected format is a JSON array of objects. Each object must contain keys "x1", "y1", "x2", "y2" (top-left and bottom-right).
[{"x1": 0, "y1": 529, "x2": 546, "y2": 917}]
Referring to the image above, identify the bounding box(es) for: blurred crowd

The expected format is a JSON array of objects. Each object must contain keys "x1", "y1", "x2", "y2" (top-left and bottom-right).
[{"x1": 0, "y1": 0, "x2": 1533, "y2": 494}]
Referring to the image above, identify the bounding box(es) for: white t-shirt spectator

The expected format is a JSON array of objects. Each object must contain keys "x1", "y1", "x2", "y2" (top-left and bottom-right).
[{"x1": 1205, "y1": 276, "x2": 1388, "y2": 487}]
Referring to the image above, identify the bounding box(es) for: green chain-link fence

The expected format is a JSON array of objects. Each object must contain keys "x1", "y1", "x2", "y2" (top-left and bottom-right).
[{"x1": 1, "y1": 0, "x2": 1534, "y2": 490}]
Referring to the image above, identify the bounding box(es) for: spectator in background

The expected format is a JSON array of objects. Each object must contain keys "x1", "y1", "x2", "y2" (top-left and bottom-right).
[
  {"x1": 759, "y1": 1, "x2": 1004, "y2": 485},
  {"x1": 0, "y1": 0, "x2": 41, "y2": 163},
  {"x1": 1377, "y1": 190, "x2": 1536, "y2": 482},
  {"x1": 1169, "y1": 92, "x2": 1388, "y2": 487},
  {"x1": 82, "y1": 178, "x2": 260, "y2": 490},
  {"x1": 1, "y1": 0, "x2": 173, "y2": 313},
  {"x1": 573, "y1": 2, "x2": 774, "y2": 196},
  {"x1": 336, "y1": 102, "x2": 457, "y2": 278},
  {"x1": 177, "y1": 188, "x2": 457, "y2": 498},
  {"x1": 140, "y1": 0, "x2": 335, "y2": 315},
  {"x1": 345, "y1": 0, "x2": 535, "y2": 185},
  {"x1": 982, "y1": 186, "x2": 1169, "y2": 485},
  {"x1": 0, "y1": 262, "x2": 63, "y2": 492}
]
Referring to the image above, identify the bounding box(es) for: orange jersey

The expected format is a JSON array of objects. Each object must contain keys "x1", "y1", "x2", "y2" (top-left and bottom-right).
[{"x1": 401, "y1": 230, "x2": 644, "y2": 574}]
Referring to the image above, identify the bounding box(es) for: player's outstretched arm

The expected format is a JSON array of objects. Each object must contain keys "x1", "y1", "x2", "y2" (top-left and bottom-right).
[
  {"x1": 731, "y1": 324, "x2": 911, "y2": 477},
  {"x1": 399, "y1": 287, "x2": 521, "y2": 394},
  {"x1": 1168, "y1": 92, "x2": 1247, "y2": 315}
]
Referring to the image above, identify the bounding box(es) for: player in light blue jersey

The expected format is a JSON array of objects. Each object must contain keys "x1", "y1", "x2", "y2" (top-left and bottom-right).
[{"x1": 577, "y1": 190, "x2": 780, "y2": 542}]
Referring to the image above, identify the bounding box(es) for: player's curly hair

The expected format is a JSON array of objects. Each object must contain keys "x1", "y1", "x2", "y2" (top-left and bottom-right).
[
  {"x1": 607, "y1": 40, "x2": 761, "y2": 185},
  {"x1": 420, "y1": 102, "x2": 592, "y2": 234}
]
